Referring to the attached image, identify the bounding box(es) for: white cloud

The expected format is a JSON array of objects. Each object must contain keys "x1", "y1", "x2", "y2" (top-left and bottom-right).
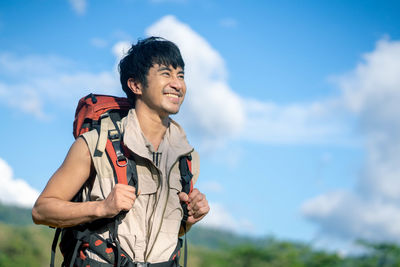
[
  {"x1": 337, "y1": 38, "x2": 400, "y2": 115},
  {"x1": 0, "y1": 52, "x2": 121, "y2": 118},
  {"x1": 0, "y1": 53, "x2": 74, "y2": 76},
  {"x1": 146, "y1": 15, "x2": 352, "y2": 148},
  {"x1": 69, "y1": 0, "x2": 87, "y2": 15},
  {"x1": 0, "y1": 15, "x2": 351, "y2": 148},
  {"x1": 0, "y1": 158, "x2": 40, "y2": 208},
  {"x1": 112, "y1": 41, "x2": 132, "y2": 61},
  {"x1": 0, "y1": 83, "x2": 47, "y2": 119},
  {"x1": 302, "y1": 38, "x2": 400, "y2": 244},
  {"x1": 199, "y1": 202, "x2": 255, "y2": 235},
  {"x1": 241, "y1": 98, "x2": 351, "y2": 145},
  {"x1": 303, "y1": 192, "x2": 400, "y2": 242},
  {"x1": 146, "y1": 15, "x2": 246, "y2": 147}
]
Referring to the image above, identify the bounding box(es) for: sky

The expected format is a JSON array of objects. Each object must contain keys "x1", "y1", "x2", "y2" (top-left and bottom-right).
[{"x1": 1, "y1": 0, "x2": 400, "y2": 253}]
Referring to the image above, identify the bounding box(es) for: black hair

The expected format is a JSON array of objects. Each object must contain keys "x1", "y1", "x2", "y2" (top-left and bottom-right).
[{"x1": 118, "y1": 36, "x2": 185, "y2": 106}]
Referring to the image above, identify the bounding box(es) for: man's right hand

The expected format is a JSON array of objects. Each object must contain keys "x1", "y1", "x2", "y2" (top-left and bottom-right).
[
  {"x1": 32, "y1": 138, "x2": 138, "y2": 228},
  {"x1": 100, "y1": 184, "x2": 138, "y2": 218}
]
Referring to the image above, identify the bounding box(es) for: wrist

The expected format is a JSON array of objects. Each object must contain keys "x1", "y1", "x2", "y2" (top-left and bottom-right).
[{"x1": 92, "y1": 200, "x2": 106, "y2": 219}]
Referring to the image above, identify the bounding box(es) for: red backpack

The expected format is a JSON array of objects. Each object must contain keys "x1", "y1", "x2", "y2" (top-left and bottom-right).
[
  {"x1": 73, "y1": 93, "x2": 131, "y2": 138},
  {"x1": 51, "y1": 93, "x2": 193, "y2": 267}
]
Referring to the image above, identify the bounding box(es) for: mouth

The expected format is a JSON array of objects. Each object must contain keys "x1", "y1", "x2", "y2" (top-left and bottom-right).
[
  {"x1": 164, "y1": 92, "x2": 182, "y2": 104},
  {"x1": 164, "y1": 93, "x2": 180, "y2": 99}
]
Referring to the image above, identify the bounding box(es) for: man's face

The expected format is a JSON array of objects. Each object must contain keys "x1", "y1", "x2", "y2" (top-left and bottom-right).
[{"x1": 139, "y1": 64, "x2": 186, "y2": 117}]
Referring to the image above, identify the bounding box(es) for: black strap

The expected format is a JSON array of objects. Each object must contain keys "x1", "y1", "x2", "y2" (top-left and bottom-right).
[
  {"x1": 183, "y1": 224, "x2": 188, "y2": 267},
  {"x1": 179, "y1": 155, "x2": 193, "y2": 195},
  {"x1": 127, "y1": 157, "x2": 139, "y2": 196},
  {"x1": 70, "y1": 229, "x2": 177, "y2": 267},
  {"x1": 108, "y1": 128, "x2": 126, "y2": 164},
  {"x1": 75, "y1": 257, "x2": 178, "y2": 267},
  {"x1": 50, "y1": 227, "x2": 61, "y2": 267},
  {"x1": 178, "y1": 155, "x2": 193, "y2": 267},
  {"x1": 75, "y1": 257, "x2": 114, "y2": 267},
  {"x1": 69, "y1": 239, "x2": 82, "y2": 267},
  {"x1": 179, "y1": 155, "x2": 193, "y2": 226},
  {"x1": 111, "y1": 216, "x2": 123, "y2": 267}
]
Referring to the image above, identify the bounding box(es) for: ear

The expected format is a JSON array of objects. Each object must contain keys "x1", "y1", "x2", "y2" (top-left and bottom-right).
[{"x1": 127, "y1": 78, "x2": 143, "y2": 95}]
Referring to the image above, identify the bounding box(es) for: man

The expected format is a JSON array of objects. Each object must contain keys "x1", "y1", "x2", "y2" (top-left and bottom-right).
[{"x1": 32, "y1": 37, "x2": 210, "y2": 266}]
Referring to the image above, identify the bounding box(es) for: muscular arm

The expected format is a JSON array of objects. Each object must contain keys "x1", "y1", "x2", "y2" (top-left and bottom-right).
[{"x1": 32, "y1": 137, "x2": 137, "y2": 228}]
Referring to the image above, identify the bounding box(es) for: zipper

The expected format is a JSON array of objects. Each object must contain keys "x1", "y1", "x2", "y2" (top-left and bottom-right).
[
  {"x1": 152, "y1": 152, "x2": 161, "y2": 168},
  {"x1": 144, "y1": 149, "x2": 194, "y2": 261},
  {"x1": 143, "y1": 161, "x2": 162, "y2": 261}
]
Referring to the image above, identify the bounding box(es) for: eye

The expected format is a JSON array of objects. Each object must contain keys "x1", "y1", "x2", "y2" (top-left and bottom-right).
[
  {"x1": 161, "y1": 72, "x2": 170, "y2": 77},
  {"x1": 178, "y1": 74, "x2": 185, "y2": 80}
]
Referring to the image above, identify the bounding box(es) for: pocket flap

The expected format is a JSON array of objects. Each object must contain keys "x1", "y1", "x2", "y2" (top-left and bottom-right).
[
  {"x1": 169, "y1": 169, "x2": 182, "y2": 192},
  {"x1": 138, "y1": 173, "x2": 158, "y2": 195}
]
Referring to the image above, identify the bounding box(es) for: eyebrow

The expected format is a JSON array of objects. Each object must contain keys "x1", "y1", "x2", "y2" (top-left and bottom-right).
[
  {"x1": 157, "y1": 66, "x2": 185, "y2": 75},
  {"x1": 157, "y1": 66, "x2": 171, "y2": 72}
]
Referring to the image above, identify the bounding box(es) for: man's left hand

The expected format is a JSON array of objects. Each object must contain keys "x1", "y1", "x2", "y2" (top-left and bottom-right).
[{"x1": 179, "y1": 188, "x2": 210, "y2": 226}]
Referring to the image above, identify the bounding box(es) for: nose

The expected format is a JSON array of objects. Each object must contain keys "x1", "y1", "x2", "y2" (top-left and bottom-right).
[{"x1": 169, "y1": 75, "x2": 184, "y2": 91}]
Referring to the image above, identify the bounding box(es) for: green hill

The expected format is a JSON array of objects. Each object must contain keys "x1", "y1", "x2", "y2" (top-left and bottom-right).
[
  {"x1": 0, "y1": 202, "x2": 33, "y2": 225},
  {"x1": 1, "y1": 203, "x2": 400, "y2": 267}
]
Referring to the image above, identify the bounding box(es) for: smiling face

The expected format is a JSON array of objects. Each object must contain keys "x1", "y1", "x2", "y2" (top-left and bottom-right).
[{"x1": 129, "y1": 64, "x2": 186, "y2": 118}]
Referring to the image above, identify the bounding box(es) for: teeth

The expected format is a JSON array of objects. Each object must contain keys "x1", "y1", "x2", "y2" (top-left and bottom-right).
[{"x1": 165, "y1": 93, "x2": 178, "y2": 98}]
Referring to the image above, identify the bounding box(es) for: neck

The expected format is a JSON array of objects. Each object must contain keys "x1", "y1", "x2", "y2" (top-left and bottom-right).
[{"x1": 134, "y1": 102, "x2": 169, "y2": 151}]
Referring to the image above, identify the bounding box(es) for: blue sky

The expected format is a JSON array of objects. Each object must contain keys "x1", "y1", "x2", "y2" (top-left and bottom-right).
[{"x1": 1, "y1": 0, "x2": 400, "y2": 253}]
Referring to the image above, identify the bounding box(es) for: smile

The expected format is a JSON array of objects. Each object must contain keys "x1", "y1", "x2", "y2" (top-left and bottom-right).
[{"x1": 165, "y1": 93, "x2": 179, "y2": 99}]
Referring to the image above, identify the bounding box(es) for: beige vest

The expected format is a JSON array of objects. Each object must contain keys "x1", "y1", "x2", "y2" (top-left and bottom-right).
[{"x1": 81, "y1": 110, "x2": 199, "y2": 263}]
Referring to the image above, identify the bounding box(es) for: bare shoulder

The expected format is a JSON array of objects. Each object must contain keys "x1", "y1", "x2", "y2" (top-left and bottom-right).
[{"x1": 39, "y1": 137, "x2": 93, "y2": 201}]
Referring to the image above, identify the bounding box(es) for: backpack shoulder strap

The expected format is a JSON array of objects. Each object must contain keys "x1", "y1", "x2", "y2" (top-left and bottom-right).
[
  {"x1": 178, "y1": 154, "x2": 194, "y2": 267},
  {"x1": 179, "y1": 154, "x2": 193, "y2": 197},
  {"x1": 81, "y1": 114, "x2": 138, "y2": 193}
]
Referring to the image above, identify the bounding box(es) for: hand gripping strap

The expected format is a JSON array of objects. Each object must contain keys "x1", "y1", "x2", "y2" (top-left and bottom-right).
[
  {"x1": 178, "y1": 155, "x2": 193, "y2": 267},
  {"x1": 179, "y1": 155, "x2": 193, "y2": 223}
]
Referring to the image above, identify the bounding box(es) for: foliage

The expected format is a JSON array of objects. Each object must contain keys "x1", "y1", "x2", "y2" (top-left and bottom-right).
[
  {"x1": 1, "y1": 204, "x2": 400, "y2": 266},
  {"x1": 0, "y1": 224, "x2": 62, "y2": 267},
  {"x1": 185, "y1": 240, "x2": 343, "y2": 267},
  {"x1": 0, "y1": 202, "x2": 33, "y2": 226}
]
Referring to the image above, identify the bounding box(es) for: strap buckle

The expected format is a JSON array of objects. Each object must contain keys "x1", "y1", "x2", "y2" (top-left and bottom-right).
[
  {"x1": 108, "y1": 129, "x2": 120, "y2": 141},
  {"x1": 108, "y1": 129, "x2": 128, "y2": 167},
  {"x1": 136, "y1": 263, "x2": 149, "y2": 267}
]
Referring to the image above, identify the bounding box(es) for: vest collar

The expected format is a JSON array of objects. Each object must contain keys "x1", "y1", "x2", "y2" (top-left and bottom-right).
[{"x1": 122, "y1": 109, "x2": 193, "y2": 163}]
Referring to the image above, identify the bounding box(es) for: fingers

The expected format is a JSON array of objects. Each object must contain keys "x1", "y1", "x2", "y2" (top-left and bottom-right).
[
  {"x1": 115, "y1": 183, "x2": 136, "y2": 194},
  {"x1": 188, "y1": 188, "x2": 202, "y2": 203},
  {"x1": 178, "y1": 192, "x2": 189, "y2": 202},
  {"x1": 114, "y1": 184, "x2": 136, "y2": 200},
  {"x1": 187, "y1": 188, "x2": 209, "y2": 220},
  {"x1": 102, "y1": 184, "x2": 137, "y2": 217}
]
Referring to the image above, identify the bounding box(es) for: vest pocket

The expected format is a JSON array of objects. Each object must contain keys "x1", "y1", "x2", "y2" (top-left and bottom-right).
[
  {"x1": 169, "y1": 168, "x2": 182, "y2": 192},
  {"x1": 137, "y1": 167, "x2": 158, "y2": 195},
  {"x1": 165, "y1": 172, "x2": 183, "y2": 221}
]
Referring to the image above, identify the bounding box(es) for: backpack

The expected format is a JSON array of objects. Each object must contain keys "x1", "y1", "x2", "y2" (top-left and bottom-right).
[{"x1": 50, "y1": 93, "x2": 193, "y2": 267}]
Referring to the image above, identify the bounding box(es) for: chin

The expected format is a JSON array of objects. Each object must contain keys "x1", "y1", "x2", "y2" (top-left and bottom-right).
[
  {"x1": 168, "y1": 109, "x2": 180, "y2": 115},
  {"x1": 164, "y1": 105, "x2": 181, "y2": 115}
]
